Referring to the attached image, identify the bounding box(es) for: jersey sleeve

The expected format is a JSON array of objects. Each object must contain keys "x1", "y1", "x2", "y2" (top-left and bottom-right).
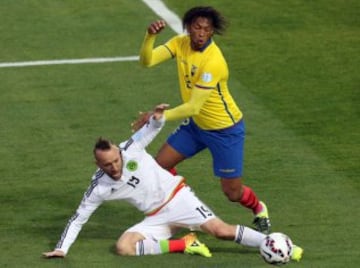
[
  {"x1": 194, "y1": 58, "x2": 224, "y2": 90},
  {"x1": 164, "y1": 89, "x2": 212, "y2": 121},
  {"x1": 54, "y1": 184, "x2": 103, "y2": 255},
  {"x1": 121, "y1": 116, "x2": 165, "y2": 152},
  {"x1": 163, "y1": 35, "x2": 180, "y2": 56},
  {"x1": 139, "y1": 32, "x2": 173, "y2": 67}
]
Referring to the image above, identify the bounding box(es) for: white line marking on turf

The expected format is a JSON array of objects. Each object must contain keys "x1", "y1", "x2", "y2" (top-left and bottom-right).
[
  {"x1": 0, "y1": 0, "x2": 181, "y2": 68},
  {"x1": 0, "y1": 56, "x2": 139, "y2": 68},
  {"x1": 141, "y1": 0, "x2": 182, "y2": 34}
]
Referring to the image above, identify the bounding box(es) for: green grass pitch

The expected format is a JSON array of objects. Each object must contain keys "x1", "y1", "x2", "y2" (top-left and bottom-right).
[{"x1": 0, "y1": 0, "x2": 359, "y2": 267}]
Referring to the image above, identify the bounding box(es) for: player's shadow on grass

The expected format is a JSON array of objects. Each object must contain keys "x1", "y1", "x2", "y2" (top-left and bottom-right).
[
  {"x1": 210, "y1": 247, "x2": 257, "y2": 255},
  {"x1": 107, "y1": 244, "x2": 257, "y2": 256}
]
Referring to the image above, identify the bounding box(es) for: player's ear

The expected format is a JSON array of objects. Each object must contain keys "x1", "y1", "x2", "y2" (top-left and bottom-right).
[
  {"x1": 209, "y1": 27, "x2": 214, "y2": 36},
  {"x1": 94, "y1": 158, "x2": 100, "y2": 167}
]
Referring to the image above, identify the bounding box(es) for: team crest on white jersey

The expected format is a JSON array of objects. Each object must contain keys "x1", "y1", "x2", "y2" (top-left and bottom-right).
[
  {"x1": 201, "y1": 72, "x2": 212, "y2": 83},
  {"x1": 126, "y1": 160, "x2": 138, "y2": 171}
]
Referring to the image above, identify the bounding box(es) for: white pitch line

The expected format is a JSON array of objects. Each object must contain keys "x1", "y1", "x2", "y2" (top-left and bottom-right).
[
  {"x1": 0, "y1": 0, "x2": 181, "y2": 68},
  {"x1": 0, "y1": 56, "x2": 139, "y2": 68},
  {"x1": 141, "y1": 0, "x2": 182, "y2": 34}
]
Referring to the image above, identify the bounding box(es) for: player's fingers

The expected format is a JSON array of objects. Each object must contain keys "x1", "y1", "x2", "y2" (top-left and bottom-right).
[
  {"x1": 42, "y1": 252, "x2": 50, "y2": 258},
  {"x1": 131, "y1": 111, "x2": 152, "y2": 131},
  {"x1": 148, "y1": 25, "x2": 157, "y2": 34},
  {"x1": 131, "y1": 120, "x2": 144, "y2": 131},
  {"x1": 148, "y1": 21, "x2": 166, "y2": 34},
  {"x1": 42, "y1": 252, "x2": 55, "y2": 258},
  {"x1": 131, "y1": 112, "x2": 143, "y2": 125},
  {"x1": 161, "y1": 21, "x2": 166, "y2": 30},
  {"x1": 155, "y1": 103, "x2": 170, "y2": 110},
  {"x1": 42, "y1": 250, "x2": 65, "y2": 258}
]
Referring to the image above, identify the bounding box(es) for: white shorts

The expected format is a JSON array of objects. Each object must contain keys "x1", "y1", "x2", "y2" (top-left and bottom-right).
[{"x1": 125, "y1": 185, "x2": 217, "y2": 240}]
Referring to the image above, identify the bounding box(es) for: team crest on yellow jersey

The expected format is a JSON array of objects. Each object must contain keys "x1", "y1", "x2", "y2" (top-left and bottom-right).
[{"x1": 201, "y1": 72, "x2": 213, "y2": 83}]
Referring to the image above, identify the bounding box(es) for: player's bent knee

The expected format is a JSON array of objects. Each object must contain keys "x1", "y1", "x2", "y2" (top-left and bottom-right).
[
  {"x1": 116, "y1": 231, "x2": 143, "y2": 256},
  {"x1": 116, "y1": 240, "x2": 136, "y2": 256}
]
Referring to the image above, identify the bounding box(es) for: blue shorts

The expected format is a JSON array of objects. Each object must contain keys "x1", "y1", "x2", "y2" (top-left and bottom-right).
[{"x1": 167, "y1": 118, "x2": 245, "y2": 178}]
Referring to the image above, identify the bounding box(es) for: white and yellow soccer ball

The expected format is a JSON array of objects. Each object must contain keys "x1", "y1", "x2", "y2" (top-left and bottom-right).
[{"x1": 260, "y1": 232, "x2": 293, "y2": 265}]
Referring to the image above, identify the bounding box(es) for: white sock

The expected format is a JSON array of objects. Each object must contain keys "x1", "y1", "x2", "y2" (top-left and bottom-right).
[
  {"x1": 234, "y1": 225, "x2": 266, "y2": 247},
  {"x1": 135, "y1": 238, "x2": 162, "y2": 256}
]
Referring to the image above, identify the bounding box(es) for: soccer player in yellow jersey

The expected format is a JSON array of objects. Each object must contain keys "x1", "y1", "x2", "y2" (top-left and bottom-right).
[{"x1": 137, "y1": 6, "x2": 271, "y2": 233}]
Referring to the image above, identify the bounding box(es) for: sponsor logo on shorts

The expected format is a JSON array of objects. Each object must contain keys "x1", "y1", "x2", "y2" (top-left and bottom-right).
[{"x1": 219, "y1": 168, "x2": 235, "y2": 173}]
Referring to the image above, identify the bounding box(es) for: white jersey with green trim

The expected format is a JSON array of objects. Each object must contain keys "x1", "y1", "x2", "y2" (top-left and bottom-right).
[{"x1": 55, "y1": 117, "x2": 183, "y2": 254}]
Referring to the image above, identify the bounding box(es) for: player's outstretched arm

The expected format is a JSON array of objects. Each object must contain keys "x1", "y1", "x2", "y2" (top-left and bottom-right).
[
  {"x1": 131, "y1": 104, "x2": 169, "y2": 132},
  {"x1": 42, "y1": 249, "x2": 65, "y2": 258},
  {"x1": 140, "y1": 20, "x2": 171, "y2": 67},
  {"x1": 153, "y1": 103, "x2": 169, "y2": 120},
  {"x1": 131, "y1": 111, "x2": 152, "y2": 132}
]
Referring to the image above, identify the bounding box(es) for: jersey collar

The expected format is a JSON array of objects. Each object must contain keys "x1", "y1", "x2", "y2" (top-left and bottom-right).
[{"x1": 198, "y1": 38, "x2": 212, "y2": 52}]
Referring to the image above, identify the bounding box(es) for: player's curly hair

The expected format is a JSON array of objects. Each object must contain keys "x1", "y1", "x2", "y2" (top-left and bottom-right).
[{"x1": 182, "y1": 6, "x2": 227, "y2": 35}]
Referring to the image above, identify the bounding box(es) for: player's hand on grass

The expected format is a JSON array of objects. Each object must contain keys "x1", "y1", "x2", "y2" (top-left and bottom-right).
[
  {"x1": 42, "y1": 249, "x2": 65, "y2": 258},
  {"x1": 148, "y1": 20, "x2": 166, "y2": 34}
]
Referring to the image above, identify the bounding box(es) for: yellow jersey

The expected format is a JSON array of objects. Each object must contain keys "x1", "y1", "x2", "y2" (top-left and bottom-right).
[{"x1": 141, "y1": 33, "x2": 242, "y2": 130}]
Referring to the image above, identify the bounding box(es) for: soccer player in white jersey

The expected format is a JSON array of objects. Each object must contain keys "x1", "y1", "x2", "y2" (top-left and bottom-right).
[{"x1": 42, "y1": 104, "x2": 302, "y2": 261}]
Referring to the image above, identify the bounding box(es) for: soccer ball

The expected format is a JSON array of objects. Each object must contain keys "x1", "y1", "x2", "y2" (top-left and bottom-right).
[{"x1": 260, "y1": 232, "x2": 293, "y2": 265}]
